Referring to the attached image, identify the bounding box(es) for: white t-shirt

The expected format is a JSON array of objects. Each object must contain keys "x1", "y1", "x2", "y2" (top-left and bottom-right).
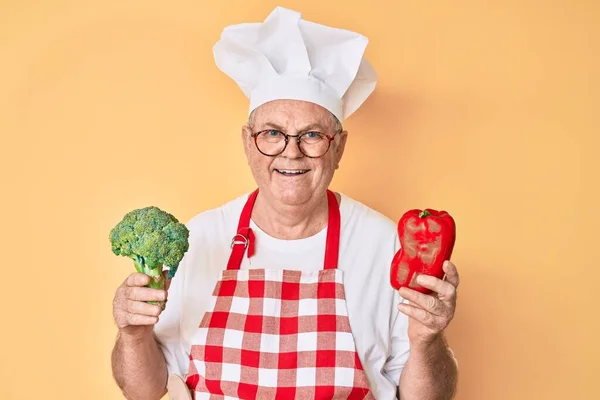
[{"x1": 154, "y1": 192, "x2": 410, "y2": 399}]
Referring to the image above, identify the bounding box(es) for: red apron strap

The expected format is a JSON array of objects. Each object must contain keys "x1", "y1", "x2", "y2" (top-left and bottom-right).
[
  {"x1": 226, "y1": 189, "x2": 258, "y2": 270},
  {"x1": 226, "y1": 189, "x2": 341, "y2": 270},
  {"x1": 323, "y1": 190, "x2": 340, "y2": 270}
]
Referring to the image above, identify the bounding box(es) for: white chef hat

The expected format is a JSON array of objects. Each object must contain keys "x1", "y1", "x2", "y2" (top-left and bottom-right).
[{"x1": 213, "y1": 6, "x2": 377, "y2": 123}]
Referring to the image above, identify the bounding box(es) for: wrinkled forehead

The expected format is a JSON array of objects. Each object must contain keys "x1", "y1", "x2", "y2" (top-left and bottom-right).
[{"x1": 250, "y1": 99, "x2": 336, "y2": 131}]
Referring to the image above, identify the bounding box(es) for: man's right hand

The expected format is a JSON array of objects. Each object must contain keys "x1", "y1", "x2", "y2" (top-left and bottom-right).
[{"x1": 113, "y1": 273, "x2": 167, "y2": 337}]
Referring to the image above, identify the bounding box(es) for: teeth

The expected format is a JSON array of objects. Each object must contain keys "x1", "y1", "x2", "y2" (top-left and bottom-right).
[{"x1": 277, "y1": 169, "x2": 308, "y2": 175}]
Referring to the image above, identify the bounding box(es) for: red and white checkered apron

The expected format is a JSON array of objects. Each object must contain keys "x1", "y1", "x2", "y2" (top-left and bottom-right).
[{"x1": 185, "y1": 189, "x2": 373, "y2": 399}]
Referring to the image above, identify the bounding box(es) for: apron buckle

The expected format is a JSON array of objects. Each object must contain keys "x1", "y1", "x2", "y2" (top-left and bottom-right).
[{"x1": 230, "y1": 233, "x2": 249, "y2": 249}]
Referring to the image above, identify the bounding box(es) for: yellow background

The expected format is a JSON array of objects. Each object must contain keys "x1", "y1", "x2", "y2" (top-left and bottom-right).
[{"x1": 1, "y1": 0, "x2": 598, "y2": 398}]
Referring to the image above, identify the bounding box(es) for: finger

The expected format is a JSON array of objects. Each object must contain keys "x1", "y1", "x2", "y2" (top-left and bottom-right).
[
  {"x1": 127, "y1": 286, "x2": 167, "y2": 303},
  {"x1": 114, "y1": 307, "x2": 159, "y2": 329},
  {"x1": 397, "y1": 302, "x2": 438, "y2": 328},
  {"x1": 416, "y1": 274, "x2": 456, "y2": 301},
  {"x1": 125, "y1": 273, "x2": 151, "y2": 287},
  {"x1": 443, "y1": 261, "x2": 460, "y2": 288},
  {"x1": 114, "y1": 307, "x2": 160, "y2": 329},
  {"x1": 399, "y1": 287, "x2": 444, "y2": 316},
  {"x1": 128, "y1": 313, "x2": 159, "y2": 326},
  {"x1": 125, "y1": 299, "x2": 163, "y2": 317}
]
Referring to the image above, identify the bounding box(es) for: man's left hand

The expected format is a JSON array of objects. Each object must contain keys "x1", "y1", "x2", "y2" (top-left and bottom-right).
[{"x1": 397, "y1": 261, "x2": 460, "y2": 345}]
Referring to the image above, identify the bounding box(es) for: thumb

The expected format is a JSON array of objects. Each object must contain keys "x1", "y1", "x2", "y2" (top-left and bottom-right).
[{"x1": 162, "y1": 269, "x2": 172, "y2": 292}]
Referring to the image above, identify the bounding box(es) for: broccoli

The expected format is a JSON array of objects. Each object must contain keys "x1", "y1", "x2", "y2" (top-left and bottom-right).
[{"x1": 109, "y1": 206, "x2": 190, "y2": 307}]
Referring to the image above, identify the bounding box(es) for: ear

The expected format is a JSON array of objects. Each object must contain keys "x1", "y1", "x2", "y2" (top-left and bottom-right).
[
  {"x1": 334, "y1": 130, "x2": 348, "y2": 169},
  {"x1": 241, "y1": 125, "x2": 252, "y2": 163}
]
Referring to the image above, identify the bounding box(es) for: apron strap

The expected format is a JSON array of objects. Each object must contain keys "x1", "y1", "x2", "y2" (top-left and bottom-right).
[
  {"x1": 226, "y1": 189, "x2": 341, "y2": 270},
  {"x1": 226, "y1": 189, "x2": 258, "y2": 271},
  {"x1": 323, "y1": 190, "x2": 340, "y2": 270}
]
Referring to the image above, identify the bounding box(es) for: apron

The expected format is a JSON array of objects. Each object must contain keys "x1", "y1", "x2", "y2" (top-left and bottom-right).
[{"x1": 185, "y1": 189, "x2": 374, "y2": 399}]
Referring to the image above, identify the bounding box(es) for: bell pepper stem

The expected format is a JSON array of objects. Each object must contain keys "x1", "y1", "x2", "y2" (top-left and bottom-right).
[{"x1": 419, "y1": 210, "x2": 431, "y2": 218}]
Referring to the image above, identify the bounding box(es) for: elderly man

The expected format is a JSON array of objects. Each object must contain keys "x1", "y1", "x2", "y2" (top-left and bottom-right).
[{"x1": 111, "y1": 7, "x2": 459, "y2": 400}]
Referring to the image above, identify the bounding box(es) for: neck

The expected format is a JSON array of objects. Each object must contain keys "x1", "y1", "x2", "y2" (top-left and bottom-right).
[{"x1": 252, "y1": 191, "x2": 336, "y2": 240}]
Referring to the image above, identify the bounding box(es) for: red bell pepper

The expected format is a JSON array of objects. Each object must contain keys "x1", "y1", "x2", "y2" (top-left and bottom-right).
[{"x1": 390, "y1": 209, "x2": 456, "y2": 294}]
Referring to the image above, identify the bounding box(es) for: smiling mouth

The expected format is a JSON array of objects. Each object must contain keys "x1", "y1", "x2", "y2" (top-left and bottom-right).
[{"x1": 275, "y1": 169, "x2": 310, "y2": 176}]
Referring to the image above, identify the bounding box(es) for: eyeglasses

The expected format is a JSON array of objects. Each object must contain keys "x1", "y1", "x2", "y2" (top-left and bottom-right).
[{"x1": 250, "y1": 129, "x2": 338, "y2": 158}]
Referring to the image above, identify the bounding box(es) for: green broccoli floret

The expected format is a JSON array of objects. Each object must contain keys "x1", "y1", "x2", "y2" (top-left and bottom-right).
[{"x1": 109, "y1": 206, "x2": 190, "y2": 307}]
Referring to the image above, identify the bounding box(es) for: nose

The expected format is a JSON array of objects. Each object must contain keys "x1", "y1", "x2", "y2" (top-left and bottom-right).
[{"x1": 280, "y1": 136, "x2": 304, "y2": 158}]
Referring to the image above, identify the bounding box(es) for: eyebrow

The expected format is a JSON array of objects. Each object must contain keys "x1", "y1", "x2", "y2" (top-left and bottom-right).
[{"x1": 261, "y1": 122, "x2": 327, "y2": 132}]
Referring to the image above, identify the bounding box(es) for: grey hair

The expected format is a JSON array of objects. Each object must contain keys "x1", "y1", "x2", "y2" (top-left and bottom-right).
[{"x1": 247, "y1": 108, "x2": 343, "y2": 133}]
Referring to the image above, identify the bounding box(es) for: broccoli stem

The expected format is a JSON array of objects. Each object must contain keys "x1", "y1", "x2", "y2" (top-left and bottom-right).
[
  {"x1": 146, "y1": 274, "x2": 166, "y2": 309},
  {"x1": 146, "y1": 274, "x2": 165, "y2": 290},
  {"x1": 133, "y1": 256, "x2": 145, "y2": 274},
  {"x1": 133, "y1": 256, "x2": 166, "y2": 309}
]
